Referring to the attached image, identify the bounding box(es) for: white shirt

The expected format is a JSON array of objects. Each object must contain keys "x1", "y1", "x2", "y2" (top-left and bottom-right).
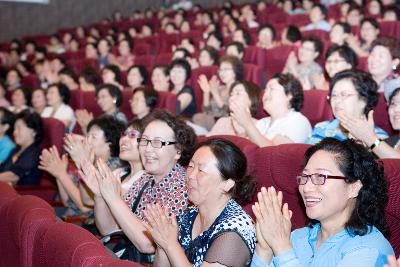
[
  {"x1": 255, "y1": 110, "x2": 312, "y2": 143},
  {"x1": 41, "y1": 103, "x2": 76, "y2": 133}
]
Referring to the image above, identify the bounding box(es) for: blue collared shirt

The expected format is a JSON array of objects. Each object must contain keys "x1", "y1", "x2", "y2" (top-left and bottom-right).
[
  {"x1": 0, "y1": 134, "x2": 15, "y2": 164},
  {"x1": 251, "y1": 223, "x2": 394, "y2": 267},
  {"x1": 306, "y1": 119, "x2": 388, "y2": 145}
]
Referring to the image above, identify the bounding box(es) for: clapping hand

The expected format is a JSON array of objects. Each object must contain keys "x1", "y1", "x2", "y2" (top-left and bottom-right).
[
  {"x1": 79, "y1": 158, "x2": 101, "y2": 197},
  {"x1": 95, "y1": 158, "x2": 121, "y2": 202},
  {"x1": 39, "y1": 145, "x2": 69, "y2": 179},
  {"x1": 230, "y1": 98, "x2": 253, "y2": 127},
  {"x1": 64, "y1": 134, "x2": 94, "y2": 169},
  {"x1": 336, "y1": 110, "x2": 377, "y2": 146},
  {"x1": 385, "y1": 255, "x2": 400, "y2": 267},
  {"x1": 143, "y1": 204, "x2": 179, "y2": 250},
  {"x1": 252, "y1": 187, "x2": 293, "y2": 256}
]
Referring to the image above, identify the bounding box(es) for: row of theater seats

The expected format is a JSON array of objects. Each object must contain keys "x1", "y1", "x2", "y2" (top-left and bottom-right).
[
  {"x1": 0, "y1": 182, "x2": 144, "y2": 267},
  {"x1": 198, "y1": 134, "x2": 400, "y2": 256}
]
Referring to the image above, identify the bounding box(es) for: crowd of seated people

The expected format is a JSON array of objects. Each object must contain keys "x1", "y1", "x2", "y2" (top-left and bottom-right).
[{"x1": 1, "y1": 0, "x2": 400, "y2": 265}]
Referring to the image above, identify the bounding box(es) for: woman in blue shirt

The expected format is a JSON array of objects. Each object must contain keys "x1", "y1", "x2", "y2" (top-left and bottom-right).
[
  {"x1": 0, "y1": 107, "x2": 15, "y2": 164},
  {"x1": 251, "y1": 138, "x2": 394, "y2": 267}
]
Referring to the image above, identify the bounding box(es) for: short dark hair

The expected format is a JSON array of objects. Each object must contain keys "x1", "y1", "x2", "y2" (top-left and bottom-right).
[
  {"x1": 361, "y1": 18, "x2": 380, "y2": 30},
  {"x1": 200, "y1": 46, "x2": 219, "y2": 65},
  {"x1": 142, "y1": 110, "x2": 196, "y2": 166},
  {"x1": 102, "y1": 64, "x2": 121, "y2": 83},
  {"x1": 220, "y1": 55, "x2": 244, "y2": 81},
  {"x1": 371, "y1": 37, "x2": 400, "y2": 66},
  {"x1": 226, "y1": 41, "x2": 245, "y2": 55},
  {"x1": 330, "y1": 70, "x2": 379, "y2": 117},
  {"x1": 79, "y1": 67, "x2": 100, "y2": 86},
  {"x1": 170, "y1": 58, "x2": 192, "y2": 81},
  {"x1": 304, "y1": 138, "x2": 389, "y2": 237},
  {"x1": 48, "y1": 83, "x2": 71, "y2": 104},
  {"x1": 194, "y1": 138, "x2": 257, "y2": 205},
  {"x1": 127, "y1": 65, "x2": 148, "y2": 85},
  {"x1": 312, "y1": 3, "x2": 328, "y2": 17},
  {"x1": 133, "y1": 86, "x2": 158, "y2": 110},
  {"x1": 207, "y1": 31, "x2": 224, "y2": 47},
  {"x1": 271, "y1": 73, "x2": 304, "y2": 111},
  {"x1": 230, "y1": 80, "x2": 261, "y2": 116},
  {"x1": 14, "y1": 87, "x2": 32, "y2": 106},
  {"x1": 333, "y1": 22, "x2": 351, "y2": 33},
  {"x1": 152, "y1": 65, "x2": 169, "y2": 76},
  {"x1": 15, "y1": 110, "x2": 43, "y2": 143},
  {"x1": 325, "y1": 44, "x2": 358, "y2": 69},
  {"x1": 58, "y1": 67, "x2": 78, "y2": 84},
  {"x1": 389, "y1": 87, "x2": 400, "y2": 105},
  {"x1": 235, "y1": 28, "x2": 252, "y2": 45},
  {"x1": 87, "y1": 115, "x2": 125, "y2": 157},
  {"x1": 174, "y1": 47, "x2": 191, "y2": 59},
  {"x1": 302, "y1": 35, "x2": 324, "y2": 59},
  {"x1": 258, "y1": 24, "x2": 276, "y2": 40},
  {"x1": 0, "y1": 107, "x2": 15, "y2": 136},
  {"x1": 96, "y1": 83, "x2": 123, "y2": 107},
  {"x1": 285, "y1": 25, "x2": 302, "y2": 43}
]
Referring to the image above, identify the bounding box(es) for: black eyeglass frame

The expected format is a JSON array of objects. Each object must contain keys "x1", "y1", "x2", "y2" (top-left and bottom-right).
[
  {"x1": 137, "y1": 137, "x2": 177, "y2": 148},
  {"x1": 296, "y1": 173, "x2": 347, "y2": 185}
]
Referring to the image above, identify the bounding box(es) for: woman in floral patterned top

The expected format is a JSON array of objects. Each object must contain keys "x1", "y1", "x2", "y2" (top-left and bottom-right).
[{"x1": 81, "y1": 110, "x2": 196, "y2": 255}]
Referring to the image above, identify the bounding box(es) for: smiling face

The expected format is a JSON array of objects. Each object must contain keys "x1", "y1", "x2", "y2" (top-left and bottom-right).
[
  {"x1": 298, "y1": 41, "x2": 319, "y2": 64},
  {"x1": 96, "y1": 89, "x2": 116, "y2": 113},
  {"x1": 13, "y1": 119, "x2": 35, "y2": 147},
  {"x1": 151, "y1": 67, "x2": 169, "y2": 92},
  {"x1": 325, "y1": 51, "x2": 353, "y2": 78},
  {"x1": 130, "y1": 90, "x2": 150, "y2": 119},
  {"x1": 218, "y1": 61, "x2": 236, "y2": 85},
  {"x1": 360, "y1": 21, "x2": 379, "y2": 44},
  {"x1": 12, "y1": 89, "x2": 26, "y2": 108},
  {"x1": 31, "y1": 90, "x2": 47, "y2": 111},
  {"x1": 198, "y1": 50, "x2": 213, "y2": 67},
  {"x1": 389, "y1": 91, "x2": 400, "y2": 130},
  {"x1": 102, "y1": 68, "x2": 116, "y2": 84},
  {"x1": 46, "y1": 85, "x2": 63, "y2": 107},
  {"x1": 330, "y1": 78, "x2": 366, "y2": 119},
  {"x1": 119, "y1": 126, "x2": 141, "y2": 162},
  {"x1": 127, "y1": 67, "x2": 144, "y2": 89},
  {"x1": 330, "y1": 24, "x2": 347, "y2": 45},
  {"x1": 187, "y1": 146, "x2": 232, "y2": 206},
  {"x1": 170, "y1": 66, "x2": 187, "y2": 86},
  {"x1": 138, "y1": 120, "x2": 180, "y2": 180},
  {"x1": 299, "y1": 150, "x2": 359, "y2": 227},
  {"x1": 368, "y1": 45, "x2": 394, "y2": 81},
  {"x1": 262, "y1": 78, "x2": 292, "y2": 114},
  {"x1": 87, "y1": 125, "x2": 110, "y2": 158}
]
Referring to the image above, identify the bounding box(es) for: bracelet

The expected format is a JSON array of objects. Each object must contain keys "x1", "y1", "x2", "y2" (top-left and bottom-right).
[{"x1": 369, "y1": 139, "x2": 381, "y2": 150}]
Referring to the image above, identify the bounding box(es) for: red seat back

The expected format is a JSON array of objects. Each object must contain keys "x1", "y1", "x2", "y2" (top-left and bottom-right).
[
  {"x1": 262, "y1": 45, "x2": 293, "y2": 80},
  {"x1": 41, "y1": 117, "x2": 66, "y2": 153},
  {"x1": 254, "y1": 144, "x2": 311, "y2": 229},
  {"x1": 155, "y1": 91, "x2": 178, "y2": 114},
  {"x1": 243, "y1": 63, "x2": 265, "y2": 87},
  {"x1": 374, "y1": 93, "x2": 393, "y2": 136},
  {"x1": 382, "y1": 159, "x2": 400, "y2": 256},
  {"x1": 81, "y1": 91, "x2": 103, "y2": 117},
  {"x1": 302, "y1": 90, "x2": 333, "y2": 127}
]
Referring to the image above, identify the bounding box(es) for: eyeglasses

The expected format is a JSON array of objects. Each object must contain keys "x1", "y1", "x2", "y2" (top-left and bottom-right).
[
  {"x1": 137, "y1": 137, "x2": 176, "y2": 148},
  {"x1": 296, "y1": 173, "x2": 347, "y2": 185},
  {"x1": 328, "y1": 92, "x2": 357, "y2": 101},
  {"x1": 326, "y1": 59, "x2": 347, "y2": 64},
  {"x1": 218, "y1": 68, "x2": 233, "y2": 73},
  {"x1": 122, "y1": 130, "x2": 141, "y2": 139}
]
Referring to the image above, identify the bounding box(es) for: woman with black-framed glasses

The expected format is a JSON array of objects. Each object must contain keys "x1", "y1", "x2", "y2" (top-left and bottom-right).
[
  {"x1": 251, "y1": 138, "x2": 394, "y2": 267},
  {"x1": 80, "y1": 110, "x2": 196, "y2": 264}
]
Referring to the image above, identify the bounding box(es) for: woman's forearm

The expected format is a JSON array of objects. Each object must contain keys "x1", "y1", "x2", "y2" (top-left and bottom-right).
[{"x1": 94, "y1": 196, "x2": 120, "y2": 235}]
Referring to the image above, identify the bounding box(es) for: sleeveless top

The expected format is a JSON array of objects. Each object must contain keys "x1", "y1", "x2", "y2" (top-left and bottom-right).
[{"x1": 177, "y1": 199, "x2": 256, "y2": 267}]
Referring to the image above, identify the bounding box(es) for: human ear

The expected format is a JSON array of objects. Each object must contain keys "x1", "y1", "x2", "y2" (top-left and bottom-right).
[
  {"x1": 222, "y1": 178, "x2": 235, "y2": 193},
  {"x1": 349, "y1": 180, "x2": 363, "y2": 198}
]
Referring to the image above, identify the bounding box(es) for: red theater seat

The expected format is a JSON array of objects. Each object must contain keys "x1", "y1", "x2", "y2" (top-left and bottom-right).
[
  {"x1": 374, "y1": 93, "x2": 393, "y2": 136},
  {"x1": 382, "y1": 158, "x2": 400, "y2": 256},
  {"x1": 261, "y1": 45, "x2": 293, "y2": 80},
  {"x1": 243, "y1": 63, "x2": 265, "y2": 87},
  {"x1": 32, "y1": 222, "x2": 111, "y2": 267},
  {"x1": 254, "y1": 144, "x2": 311, "y2": 229},
  {"x1": 302, "y1": 90, "x2": 333, "y2": 127},
  {"x1": 155, "y1": 91, "x2": 178, "y2": 114}
]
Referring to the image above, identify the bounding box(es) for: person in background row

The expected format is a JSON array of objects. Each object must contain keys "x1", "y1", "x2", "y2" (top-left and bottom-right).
[
  {"x1": 101, "y1": 64, "x2": 124, "y2": 90},
  {"x1": 0, "y1": 107, "x2": 15, "y2": 164},
  {"x1": 151, "y1": 65, "x2": 170, "y2": 92},
  {"x1": 127, "y1": 65, "x2": 148, "y2": 91},
  {"x1": 79, "y1": 67, "x2": 100, "y2": 92},
  {"x1": 9, "y1": 87, "x2": 31, "y2": 114},
  {"x1": 0, "y1": 110, "x2": 43, "y2": 185},
  {"x1": 30, "y1": 88, "x2": 47, "y2": 115},
  {"x1": 41, "y1": 83, "x2": 76, "y2": 133},
  {"x1": 307, "y1": 70, "x2": 388, "y2": 145},
  {"x1": 232, "y1": 73, "x2": 312, "y2": 147},
  {"x1": 130, "y1": 86, "x2": 158, "y2": 120}
]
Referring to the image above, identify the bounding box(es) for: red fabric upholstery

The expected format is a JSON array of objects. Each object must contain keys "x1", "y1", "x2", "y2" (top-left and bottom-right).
[
  {"x1": 155, "y1": 91, "x2": 178, "y2": 114},
  {"x1": 302, "y1": 90, "x2": 333, "y2": 127},
  {"x1": 382, "y1": 159, "x2": 400, "y2": 256},
  {"x1": 374, "y1": 93, "x2": 394, "y2": 136},
  {"x1": 0, "y1": 181, "x2": 18, "y2": 202},
  {"x1": 301, "y1": 30, "x2": 329, "y2": 42},
  {"x1": 133, "y1": 42, "x2": 152, "y2": 55},
  {"x1": 380, "y1": 21, "x2": 400, "y2": 39},
  {"x1": 21, "y1": 74, "x2": 40, "y2": 89},
  {"x1": 134, "y1": 55, "x2": 155, "y2": 73},
  {"x1": 243, "y1": 63, "x2": 265, "y2": 87},
  {"x1": 7, "y1": 195, "x2": 56, "y2": 267},
  {"x1": 32, "y1": 222, "x2": 110, "y2": 267},
  {"x1": 69, "y1": 89, "x2": 82, "y2": 111},
  {"x1": 81, "y1": 91, "x2": 103, "y2": 117},
  {"x1": 41, "y1": 117, "x2": 66, "y2": 153},
  {"x1": 288, "y1": 14, "x2": 310, "y2": 26},
  {"x1": 121, "y1": 90, "x2": 134, "y2": 120},
  {"x1": 261, "y1": 45, "x2": 293, "y2": 80},
  {"x1": 190, "y1": 65, "x2": 218, "y2": 112},
  {"x1": 159, "y1": 33, "x2": 180, "y2": 53},
  {"x1": 254, "y1": 144, "x2": 311, "y2": 229},
  {"x1": 357, "y1": 56, "x2": 368, "y2": 72},
  {"x1": 67, "y1": 58, "x2": 99, "y2": 75},
  {"x1": 154, "y1": 53, "x2": 172, "y2": 65}
]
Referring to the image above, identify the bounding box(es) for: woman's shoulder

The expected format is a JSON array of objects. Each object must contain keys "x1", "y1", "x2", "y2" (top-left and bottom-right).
[
  {"x1": 340, "y1": 227, "x2": 394, "y2": 256},
  {"x1": 215, "y1": 200, "x2": 254, "y2": 233}
]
